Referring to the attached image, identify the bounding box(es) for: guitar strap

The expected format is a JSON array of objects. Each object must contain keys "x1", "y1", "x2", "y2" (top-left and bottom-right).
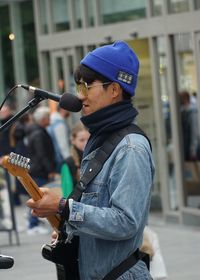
[{"x1": 61, "y1": 123, "x2": 151, "y2": 280}]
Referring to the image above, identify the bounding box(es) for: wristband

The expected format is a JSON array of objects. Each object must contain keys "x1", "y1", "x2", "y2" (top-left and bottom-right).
[{"x1": 57, "y1": 197, "x2": 67, "y2": 215}]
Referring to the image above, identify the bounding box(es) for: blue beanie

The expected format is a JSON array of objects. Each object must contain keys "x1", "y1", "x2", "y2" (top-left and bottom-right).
[{"x1": 80, "y1": 41, "x2": 139, "y2": 96}]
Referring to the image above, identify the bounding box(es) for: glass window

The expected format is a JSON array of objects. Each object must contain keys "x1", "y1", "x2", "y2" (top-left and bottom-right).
[
  {"x1": 86, "y1": 0, "x2": 95, "y2": 27},
  {"x1": 99, "y1": 0, "x2": 146, "y2": 25},
  {"x1": 194, "y1": 0, "x2": 200, "y2": 9},
  {"x1": 168, "y1": 0, "x2": 189, "y2": 13},
  {"x1": 0, "y1": 5, "x2": 15, "y2": 93},
  {"x1": 88, "y1": 45, "x2": 97, "y2": 52},
  {"x1": 76, "y1": 46, "x2": 84, "y2": 61},
  {"x1": 151, "y1": 0, "x2": 162, "y2": 16},
  {"x1": 174, "y1": 33, "x2": 197, "y2": 92},
  {"x1": 38, "y1": 0, "x2": 48, "y2": 34},
  {"x1": 42, "y1": 52, "x2": 51, "y2": 89},
  {"x1": 174, "y1": 33, "x2": 199, "y2": 208},
  {"x1": 20, "y1": 1, "x2": 39, "y2": 86},
  {"x1": 74, "y1": 0, "x2": 82, "y2": 28},
  {"x1": 51, "y1": 0, "x2": 70, "y2": 31}
]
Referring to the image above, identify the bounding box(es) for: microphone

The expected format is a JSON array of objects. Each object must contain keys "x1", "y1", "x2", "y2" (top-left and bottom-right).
[
  {"x1": 18, "y1": 84, "x2": 82, "y2": 112},
  {"x1": 59, "y1": 92, "x2": 82, "y2": 112},
  {"x1": 0, "y1": 255, "x2": 14, "y2": 269}
]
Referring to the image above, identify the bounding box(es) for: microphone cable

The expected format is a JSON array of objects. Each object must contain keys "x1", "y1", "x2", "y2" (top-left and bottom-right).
[{"x1": 0, "y1": 85, "x2": 21, "y2": 111}]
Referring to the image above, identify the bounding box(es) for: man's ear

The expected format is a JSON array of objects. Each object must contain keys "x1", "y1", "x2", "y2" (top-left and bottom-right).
[{"x1": 111, "y1": 82, "x2": 123, "y2": 98}]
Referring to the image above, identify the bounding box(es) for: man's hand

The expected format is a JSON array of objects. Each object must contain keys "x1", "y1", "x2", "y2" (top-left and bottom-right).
[
  {"x1": 51, "y1": 230, "x2": 58, "y2": 244},
  {"x1": 26, "y1": 187, "x2": 61, "y2": 218}
]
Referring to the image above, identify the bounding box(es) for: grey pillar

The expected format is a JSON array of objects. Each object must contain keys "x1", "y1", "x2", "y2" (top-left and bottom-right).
[
  {"x1": 166, "y1": 35, "x2": 185, "y2": 221},
  {"x1": 149, "y1": 37, "x2": 170, "y2": 216},
  {"x1": 9, "y1": 2, "x2": 27, "y2": 109}
]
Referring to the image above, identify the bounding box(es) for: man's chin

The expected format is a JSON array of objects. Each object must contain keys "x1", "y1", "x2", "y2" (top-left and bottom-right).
[{"x1": 81, "y1": 107, "x2": 92, "y2": 116}]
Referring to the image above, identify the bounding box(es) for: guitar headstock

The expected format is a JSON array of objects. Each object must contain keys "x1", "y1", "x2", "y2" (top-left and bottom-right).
[{"x1": 2, "y1": 152, "x2": 31, "y2": 177}]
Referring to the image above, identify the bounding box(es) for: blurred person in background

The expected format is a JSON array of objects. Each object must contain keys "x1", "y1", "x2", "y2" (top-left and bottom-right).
[
  {"x1": 0, "y1": 103, "x2": 16, "y2": 211},
  {"x1": 48, "y1": 105, "x2": 71, "y2": 173},
  {"x1": 26, "y1": 106, "x2": 55, "y2": 235},
  {"x1": 180, "y1": 91, "x2": 200, "y2": 161},
  {"x1": 61, "y1": 121, "x2": 89, "y2": 198},
  {"x1": 141, "y1": 226, "x2": 167, "y2": 280},
  {"x1": 0, "y1": 103, "x2": 15, "y2": 159},
  {"x1": 12, "y1": 113, "x2": 33, "y2": 205}
]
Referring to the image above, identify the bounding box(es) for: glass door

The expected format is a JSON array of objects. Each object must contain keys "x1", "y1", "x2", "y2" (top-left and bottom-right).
[
  {"x1": 51, "y1": 50, "x2": 72, "y2": 111},
  {"x1": 175, "y1": 33, "x2": 200, "y2": 209}
]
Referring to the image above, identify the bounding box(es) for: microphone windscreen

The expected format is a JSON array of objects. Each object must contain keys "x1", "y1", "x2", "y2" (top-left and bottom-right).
[
  {"x1": 59, "y1": 93, "x2": 82, "y2": 112},
  {"x1": 0, "y1": 255, "x2": 14, "y2": 269}
]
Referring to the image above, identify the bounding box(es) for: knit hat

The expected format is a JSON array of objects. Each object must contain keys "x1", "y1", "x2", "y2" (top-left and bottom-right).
[{"x1": 80, "y1": 41, "x2": 139, "y2": 96}]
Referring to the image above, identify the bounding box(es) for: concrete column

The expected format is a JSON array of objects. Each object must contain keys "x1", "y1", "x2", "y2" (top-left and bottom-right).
[
  {"x1": 9, "y1": 2, "x2": 27, "y2": 108},
  {"x1": 94, "y1": 0, "x2": 101, "y2": 26},
  {"x1": 146, "y1": 0, "x2": 152, "y2": 17},
  {"x1": 149, "y1": 37, "x2": 171, "y2": 216},
  {"x1": 82, "y1": 0, "x2": 88, "y2": 28},
  {"x1": 166, "y1": 34, "x2": 185, "y2": 221}
]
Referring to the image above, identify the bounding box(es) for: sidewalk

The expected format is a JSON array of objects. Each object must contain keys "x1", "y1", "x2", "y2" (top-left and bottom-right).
[
  {"x1": 0, "y1": 205, "x2": 200, "y2": 280},
  {"x1": 149, "y1": 213, "x2": 200, "y2": 280}
]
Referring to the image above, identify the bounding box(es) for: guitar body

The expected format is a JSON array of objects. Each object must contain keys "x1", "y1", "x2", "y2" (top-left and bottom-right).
[
  {"x1": 2, "y1": 152, "x2": 79, "y2": 280},
  {"x1": 42, "y1": 236, "x2": 80, "y2": 280}
]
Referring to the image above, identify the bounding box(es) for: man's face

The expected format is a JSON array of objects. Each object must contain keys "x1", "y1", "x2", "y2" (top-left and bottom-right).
[
  {"x1": 0, "y1": 105, "x2": 12, "y2": 120},
  {"x1": 40, "y1": 115, "x2": 50, "y2": 128},
  {"x1": 77, "y1": 80, "x2": 115, "y2": 116}
]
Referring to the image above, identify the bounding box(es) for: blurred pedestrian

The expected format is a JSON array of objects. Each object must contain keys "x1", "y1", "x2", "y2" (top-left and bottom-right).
[
  {"x1": 61, "y1": 121, "x2": 89, "y2": 198},
  {"x1": 26, "y1": 106, "x2": 55, "y2": 235},
  {"x1": 190, "y1": 91, "x2": 197, "y2": 107},
  {"x1": 0, "y1": 104, "x2": 16, "y2": 209},
  {"x1": 141, "y1": 226, "x2": 168, "y2": 280},
  {"x1": 0, "y1": 103, "x2": 15, "y2": 158},
  {"x1": 48, "y1": 105, "x2": 71, "y2": 172},
  {"x1": 12, "y1": 113, "x2": 33, "y2": 204},
  {"x1": 180, "y1": 91, "x2": 200, "y2": 161}
]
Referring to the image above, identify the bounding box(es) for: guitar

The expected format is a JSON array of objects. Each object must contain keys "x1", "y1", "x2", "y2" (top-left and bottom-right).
[
  {"x1": 2, "y1": 152, "x2": 61, "y2": 231},
  {"x1": 2, "y1": 152, "x2": 79, "y2": 280}
]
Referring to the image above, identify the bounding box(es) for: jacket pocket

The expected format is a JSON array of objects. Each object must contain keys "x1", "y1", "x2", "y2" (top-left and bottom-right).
[{"x1": 81, "y1": 192, "x2": 99, "y2": 206}]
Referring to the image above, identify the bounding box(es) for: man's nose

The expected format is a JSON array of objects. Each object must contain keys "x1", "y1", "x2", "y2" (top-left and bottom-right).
[{"x1": 77, "y1": 92, "x2": 86, "y2": 100}]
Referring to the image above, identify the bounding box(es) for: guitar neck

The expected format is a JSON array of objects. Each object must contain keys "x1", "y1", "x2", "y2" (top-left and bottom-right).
[{"x1": 17, "y1": 173, "x2": 61, "y2": 232}]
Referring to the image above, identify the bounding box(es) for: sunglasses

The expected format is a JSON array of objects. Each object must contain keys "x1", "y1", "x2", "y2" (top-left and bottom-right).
[{"x1": 76, "y1": 81, "x2": 111, "y2": 97}]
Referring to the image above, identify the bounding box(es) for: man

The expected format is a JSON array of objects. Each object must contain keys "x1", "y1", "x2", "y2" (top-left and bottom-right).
[
  {"x1": 180, "y1": 91, "x2": 200, "y2": 161},
  {"x1": 0, "y1": 103, "x2": 15, "y2": 158},
  {"x1": 48, "y1": 106, "x2": 71, "y2": 172},
  {"x1": 26, "y1": 106, "x2": 55, "y2": 234},
  {"x1": 0, "y1": 104, "x2": 18, "y2": 205},
  {"x1": 27, "y1": 41, "x2": 155, "y2": 279}
]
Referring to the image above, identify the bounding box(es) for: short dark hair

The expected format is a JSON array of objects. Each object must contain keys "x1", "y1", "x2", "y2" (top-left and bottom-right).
[{"x1": 74, "y1": 64, "x2": 131, "y2": 100}]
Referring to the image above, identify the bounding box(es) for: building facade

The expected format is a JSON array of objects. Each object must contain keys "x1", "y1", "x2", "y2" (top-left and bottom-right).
[{"x1": 1, "y1": 0, "x2": 200, "y2": 226}]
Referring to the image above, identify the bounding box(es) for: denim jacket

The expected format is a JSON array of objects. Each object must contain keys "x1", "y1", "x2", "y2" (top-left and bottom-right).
[{"x1": 67, "y1": 133, "x2": 155, "y2": 280}]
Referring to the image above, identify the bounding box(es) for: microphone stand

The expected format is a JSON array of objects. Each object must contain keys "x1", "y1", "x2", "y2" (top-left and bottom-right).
[
  {"x1": 0, "y1": 95, "x2": 44, "y2": 132},
  {"x1": 0, "y1": 95, "x2": 45, "y2": 245}
]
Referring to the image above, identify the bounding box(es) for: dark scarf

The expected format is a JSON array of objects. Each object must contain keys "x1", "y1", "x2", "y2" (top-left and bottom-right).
[{"x1": 81, "y1": 100, "x2": 138, "y2": 157}]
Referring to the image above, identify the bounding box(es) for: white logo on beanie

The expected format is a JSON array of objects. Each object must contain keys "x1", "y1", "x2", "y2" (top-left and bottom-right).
[{"x1": 117, "y1": 71, "x2": 133, "y2": 84}]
